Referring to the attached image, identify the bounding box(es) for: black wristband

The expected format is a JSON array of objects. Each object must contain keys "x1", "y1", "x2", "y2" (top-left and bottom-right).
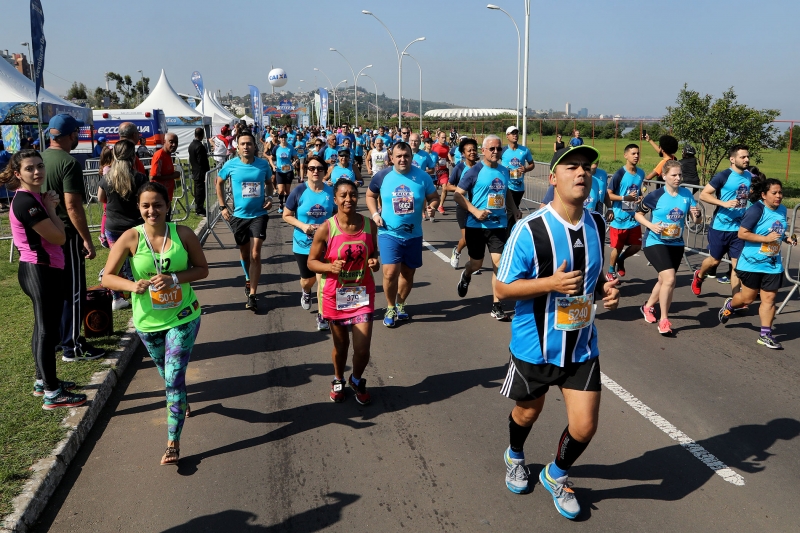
[{"x1": 219, "y1": 205, "x2": 227, "y2": 211}]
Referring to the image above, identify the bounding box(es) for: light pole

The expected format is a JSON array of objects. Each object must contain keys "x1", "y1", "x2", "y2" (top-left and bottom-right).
[
  {"x1": 20, "y1": 42, "x2": 33, "y2": 81},
  {"x1": 355, "y1": 64, "x2": 372, "y2": 126},
  {"x1": 314, "y1": 67, "x2": 336, "y2": 126},
  {"x1": 136, "y1": 69, "x2": 144, "y2": 106},
  {"x1": 362, "y1": 10, "x2": 424, "y2": 129},
  {"x1": 487, "y1": 4, "x2": 520, "y2": 130},
  {"x1": 335, "y1": 79, "x2": 347, "y2": 125},
  {"x1": 360, "y1": 73, "x2": 379, "y2": 128},
  {"x1": 330, "y1": 48, "x2": 359, "y2": 128},
  {"x1": 521, "y1": 0, "x2": 531, "y2": 146},
  {"x1": 402, "y1": 53, "x2": 423, "y2": 133}
]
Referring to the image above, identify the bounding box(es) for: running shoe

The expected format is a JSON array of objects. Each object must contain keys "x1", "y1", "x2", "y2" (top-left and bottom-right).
[
  {"x1": 62, "y1": 341, "x2": 105, "y2": 362},
  {"x1": 658, "y1": 318, "x2": 673, "y2": 335},
  {"x1": 244, "y1": 280, "x2": 251, "y2": 298},
  {"x1": 316, "y1": 313, "x2": 329, "y2": 331},
  {"x1": 757, "y1": 334, "x2": 782, "y2": 350},
  {"x1": 539, "y1": 464, "x2": 581, "y2": 520},
  {"x1": 383, "y1": 307, "x2": 397, "y2": 328},
  {"x1": 616, "y1": 260, "x2": 626, "y2": 278},
  {"x1": 473, "y1": 268, "x2": 482, "y2": 275},
  {"x1": 691, "y1": 269, "x2": 704, "y2": 296},
  {"x1": 277, "y1": 207, "x2": 284, "y2": 214},
  {"x1": 42, "y1": 389, "x2": 88, "y2": 410},
  {"x1": 504, "y1": 447, "x2": 530, "y2": 494},
  {"x1": 640, "y1": 304, "x2": 657, "y2": 324},
  {"x1": 717, "y1": 276, "x2": 731, "y2": 284},
  {"x1": 396, "y1": 303, "x2": 410, "y2": 321},
  {"x1": 457, "y1": 270, "x2": 471, "y2": 298},
  {"x1": 112, "y1": 298, "x2": 131, "y2": 311},
  {"x1": 605, "y1": 268, "x2": 617, "y2": 283},
  {"x1": 718, "y1": 297, "x2": 733, "y2": 325},
  {"x1": 330, "y1": 378, "x2": 345, "y2": 402},
  {"x1": 33, "y1": 381, "x2": 76, "y2": 397},
  {"x1": 348, "y1": 375, "x2": 371, "y2": 405},
  {"x1": 438, "y1": 206, "x2": 446, "y2": 214},
  {"x1": 450, "y1": 247, "x2": 460, "y2": 269},
  {"x1": 246, "y1": 294, "x2": 258, "y2": 312},
  {"x1": 300, "y1": 291, "x2": 312, "y2": 310},
  {"x1": 97, "y1": 267, "x2": 105, "y2": 283},
  {"x1": 491, "y1": 302, "x2": 508, "y2": 321}
]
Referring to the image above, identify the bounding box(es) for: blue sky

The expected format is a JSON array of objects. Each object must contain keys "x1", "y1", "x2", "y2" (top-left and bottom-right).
[{"x1": 3, "y1": 0, "x2": 800, "y2": 119}]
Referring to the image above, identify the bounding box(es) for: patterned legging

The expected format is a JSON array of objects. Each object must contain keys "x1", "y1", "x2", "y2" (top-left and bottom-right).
[{"x1": 137, "y1": 317, "x2": 201, "y2": 441}]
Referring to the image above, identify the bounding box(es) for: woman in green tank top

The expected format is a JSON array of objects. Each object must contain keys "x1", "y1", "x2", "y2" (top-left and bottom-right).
[{"x1": 102, "y1": 182, "x2": 209, "y2": 465}]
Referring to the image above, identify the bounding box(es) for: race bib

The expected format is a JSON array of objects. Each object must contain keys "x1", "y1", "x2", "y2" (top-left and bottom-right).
[
  {"x1": 438, "y1": 158, "x2": 448, "y2": 168},
  {"x1": 510, "y1": 168, "x2": 521, "y2": 178},
  {"x1": 242, "y1": 182, "x2": 261, "y2": 198},
  {"x1": 760, "y1": 241, "x2": 780, "y2": 257},
  {"x1": 555, "y1": 294, "x2": 594, "y2": 331},
  {"x1": 392, "y1": 194, "x2": 415, "y2": 215},
  {"x1": 336, "y1": 286, "x2": 369, "y2": 311},
  {"x1": 661, "y1": 224, "x2": 683, "y2": 240},
  {"x1": 487, "y1": 192, "x2": 505, "y2": 210},
  {"x1": 149, "y1": 284, "x2": 183, "y2": 310},
  {"x1": 281, "y1": 164, "x2": 291, "y2": 172},
  {"x1": 374, "y1": 158, "x2": 386, "y2": 171}
]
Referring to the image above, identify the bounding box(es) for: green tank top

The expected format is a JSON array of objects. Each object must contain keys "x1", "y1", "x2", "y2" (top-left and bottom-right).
[{"x1": 130, "y1": 223, "x2": 200, "y2": 332}]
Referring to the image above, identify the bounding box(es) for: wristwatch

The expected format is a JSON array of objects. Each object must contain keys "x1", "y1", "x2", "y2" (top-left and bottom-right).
[{"x1": 219, "y1": 205, "x2": 227, "y2": 210}]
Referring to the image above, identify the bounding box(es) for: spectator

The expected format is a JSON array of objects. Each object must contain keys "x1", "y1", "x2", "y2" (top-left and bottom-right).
[
  {"x1": 644, "y1": 134, "x2": 679, "y2": 183},
  {"x1": 119, "y1": 122, "x2": 147, "y2": 175},
  {"x1": 188, "y1": 127, "x2": 210, "y2": 216},
  {"x1": 554, "y1": 133, "x2": 565, "y2": 152},
  {"x1": 569, "y1": 129, "x2": 584, "y2": 147},
  {"x1": 680, "y1": 144, "x2": 700, "y2": 186},
  {"x1": 212, "y1": 124, "x2": 233, "y2": 167},
  {"x1": 0, "y1": 140, "x2": 11, "y2": 212},
  {"x1": 98, "y1": 146, "x2": 115, "y2": 248},
  {"x1": 42, "y1": 114, "x2": 105, "y2": 362},
  {"x1": 150, "y1": 132, "x2": 180, "y2": 204},
  {"x1": 92, "y1": 135, "x2": 107, "y2": 158},
  {"x1": 97, "y1": 140, "x2": 147, "y2": 310},
  {"x1": 136, "y1": 137, "x2": 152, "y2": 158}
]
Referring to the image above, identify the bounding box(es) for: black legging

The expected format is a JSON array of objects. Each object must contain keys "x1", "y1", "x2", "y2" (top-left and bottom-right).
[{"x1": 18, "y1": 262, "x2": 65, "y2": 391}]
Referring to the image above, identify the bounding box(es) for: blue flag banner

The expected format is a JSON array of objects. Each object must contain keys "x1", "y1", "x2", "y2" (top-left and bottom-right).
[
  {"x1": 30, "y1": 0, "x2": 46, "y2": 100},
  {"x1": 191, "y1": 71, "x2": 203, "y2": 98},
  {"x1": 319, "y1": 88, "x2": 329, "y2": 128},
  {"x1": 248, "y1": 85, "x2": 262, "y2": 129}
]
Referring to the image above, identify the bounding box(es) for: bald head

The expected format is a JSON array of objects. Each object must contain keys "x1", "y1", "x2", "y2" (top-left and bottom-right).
[
  {"x1": 119, "y1": 122, "x2": 139, "y2": 143},
  {"x1": 164, "y1": 133, "x2": 178, "y2": 154}
]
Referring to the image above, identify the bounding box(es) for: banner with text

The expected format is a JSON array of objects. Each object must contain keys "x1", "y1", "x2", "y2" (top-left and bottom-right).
[
  {"x1": 29, "y1": 0, "x2": 46, "y2": 99},
  {"x1": 319, "y1": 88, "x2": 329, "y2": 128},
  {"x1": 248, "y1": 85, "x2": 262, "y2": 129}
]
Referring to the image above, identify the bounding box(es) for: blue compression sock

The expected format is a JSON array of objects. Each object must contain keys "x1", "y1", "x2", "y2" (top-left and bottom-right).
[
  {"x1": 548, "y1": 462, "x2": 569, "y2": 479},
  {"x1": 240, "y1": 260, "x2": 249, "y2": 280},
  {"x1": 508, "y1": 448, "x2": 525, "y2": 460}
]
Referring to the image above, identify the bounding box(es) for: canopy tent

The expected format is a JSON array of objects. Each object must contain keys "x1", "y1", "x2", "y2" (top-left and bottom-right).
[
  {"x1": 240, "y1": 115, "x2": 254, "y2": 125},
  {"x1": 197, "y1": 88, "x2": 234, "y2": 135},
  {"x1": 134, "y1": 69, "x2": 210, "y2": 155},
  {"x1": 210, "y1": 92, "x2": 236, "y2": 120},
  {"x1": 0, "y1": 56, "x2": 91, "y2": 126},
  {"x1": 424, "y1": 108, "x2": 519, "y2": 119}
]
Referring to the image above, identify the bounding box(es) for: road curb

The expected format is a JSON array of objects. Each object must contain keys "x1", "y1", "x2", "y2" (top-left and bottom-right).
[{"x1": 1, "y1": 216, "x2": 209, "y2": 533}]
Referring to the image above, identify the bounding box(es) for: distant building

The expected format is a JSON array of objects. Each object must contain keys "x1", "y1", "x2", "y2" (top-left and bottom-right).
[
  {"x1": 1, "y1": 50, "x2": 34, "y2": 80},
  {"x1": 577, "y1": 108, "x2": 588, "y2": 118},
  {"x1": 565, "y1": 102, "x2": 571, "y2": 116}
]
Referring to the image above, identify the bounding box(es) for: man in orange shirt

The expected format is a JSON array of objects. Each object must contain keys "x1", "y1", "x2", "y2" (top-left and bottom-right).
[
  {"x1": 150, "y1": 132, "x2": 180, "y2": 202},
  {"x1": 644, "y1": 134, "x2": 678, "y2": 182}
]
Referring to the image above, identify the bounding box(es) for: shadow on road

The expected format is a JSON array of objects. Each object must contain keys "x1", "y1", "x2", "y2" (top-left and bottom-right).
[{"x1": 159, "y1": 492, "x2": 360, "y2": 532}]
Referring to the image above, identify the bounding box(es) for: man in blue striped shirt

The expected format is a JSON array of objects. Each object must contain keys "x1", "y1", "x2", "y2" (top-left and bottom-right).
[{"x1": 495, "y1": 145, "x2": 620, "y2": 519}]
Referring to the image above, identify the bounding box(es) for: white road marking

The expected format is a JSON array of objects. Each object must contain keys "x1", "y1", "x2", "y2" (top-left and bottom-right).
[{"x1": 422, "y1": 237, "x2": 746, "y2": 487}]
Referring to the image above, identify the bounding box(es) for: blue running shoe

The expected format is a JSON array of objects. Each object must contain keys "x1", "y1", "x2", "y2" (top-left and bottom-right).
[
  {"x1": 396, "y1": 303, "x2": 410, "y2": 321},
  {"x1": 539, "y1": 464, "x2": 581, "y2": 520},
  {"x1": 717, "y1": 276, "x2": 731, "y2": 284},
  {"x1": 383, "y1": 307, "x2": 397, "y2": 328},
  {"x1": 504, "y1": 448, "x2": 529, "y2": 494}
]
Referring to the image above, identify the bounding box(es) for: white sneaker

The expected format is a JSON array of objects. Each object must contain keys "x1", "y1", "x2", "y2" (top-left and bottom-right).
[
  {"x1": 450, "y1": 247, "x2": 460, "y2": 269},
  {"x1": 300, "y1": 291, "x2": 312, "y2": 310},
  {"x1": 112, "y1": 298, "x2": 131, "y2": 311}
]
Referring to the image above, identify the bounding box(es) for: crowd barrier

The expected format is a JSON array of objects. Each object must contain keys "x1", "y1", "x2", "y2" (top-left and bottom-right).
[
  {"x1": 777, "y1": 203, "x2": 800, "y2": 315},
  {"x1": 198, "y1": 164, "x2": 232, "y2": 248}
]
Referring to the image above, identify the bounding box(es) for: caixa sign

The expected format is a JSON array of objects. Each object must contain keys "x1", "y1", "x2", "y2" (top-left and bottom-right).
[
  {"x1": 269, "y1": 72, "x2": 287, "y2": 82},
  {"x1": 96, "y1": 125, "x2": 151, "y2": 134}
]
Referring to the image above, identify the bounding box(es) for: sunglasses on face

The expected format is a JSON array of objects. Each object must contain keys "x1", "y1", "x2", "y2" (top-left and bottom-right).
[
  {"x1": 308, "y1": 166, "x2": 324, "y2": 172},
  {"x1": 486, "y1": 147, "x2": 503, "y2": 152}
]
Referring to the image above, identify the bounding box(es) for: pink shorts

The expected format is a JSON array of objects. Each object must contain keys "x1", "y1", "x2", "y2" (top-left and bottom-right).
[{"x1": 327, "y1": 312, "x2": 373, "y2": 327}]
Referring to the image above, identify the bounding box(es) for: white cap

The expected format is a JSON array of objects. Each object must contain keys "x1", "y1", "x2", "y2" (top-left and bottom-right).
[{"x1": 506, "y1": 126, "x2": 519, "y2": 135}]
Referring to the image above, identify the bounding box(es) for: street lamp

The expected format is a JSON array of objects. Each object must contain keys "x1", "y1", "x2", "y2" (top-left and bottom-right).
[
  {"x1": 136, "y1": 69, "x2": 144, "y2": 106},
  {"x1": 487, "y1": 4, "x2": 520, "y2": 130},
  {"x1": 314, "y1": 67, "x2": 336, "y2": 127},
  {"x1": 359, "y1": 73, "x2": 379, "y2": 128},
  {"x1": 362, "y1": 10, "x2": 424, "y2": 129},
  {"x1": 330, "y1": 48, "x2": 360, "y2": 128},
  {"x1": 335, "y1": 79, "x2": 347, "y2": 126},
  {"x1": 521, "y1": 0, "x2": 531, "y2": 146},
  {"x1": 402, "y1": 53, "x2": 423, "y2": 132},
  {"x1": 355, "y1": 64, "x2": 372, "y2": 126},
  {"x1": 20, "y1": 42, "x2": 33, "y2": 82}
]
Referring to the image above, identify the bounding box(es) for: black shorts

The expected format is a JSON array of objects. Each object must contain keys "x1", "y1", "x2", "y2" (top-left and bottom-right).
[
  {"x1": 455, "y1": 205, "x2": 468, "y2": 230},
  {"x1": 275, "y1": 171, "x2": 294, "y2": 185},
  {"x1": 229, "y1": 214, "x2": 269, "y2": 246},
  {"x1": 354, "y1": 155, "x2": 363, "y2": 165},
  {"x1": 510, "y1": 190, "x2": 525, "y2": 209},
  {"x1": 465, "y1": 227, "x2": 507, "y2": 260},
  {"x1": 294, "y1": 252, "x2": 314, "y2": 279},
  {"x1": 643, "y1": 244, "x2": 684, "y2": 273},
  {"x1": 501, "y1": 352, "x2": 601, "y2": 402},
  {"x1": 735, "y1": 269, "x2": 783, "y2": 292}
]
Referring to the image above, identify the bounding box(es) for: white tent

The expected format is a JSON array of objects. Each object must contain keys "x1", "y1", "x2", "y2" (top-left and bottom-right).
[
  {"x1": 210, "y1": 92, "x2": 237, "y2": 122},
  {"x1": 240, "y1": 115, "x2": 254, "y2": 125},
  {"x1": 134, "y1": 69, "x2": 210, "y2": 155},
  {"x1": 197, "y1": 88, "x2": 234, "y2": 135}
]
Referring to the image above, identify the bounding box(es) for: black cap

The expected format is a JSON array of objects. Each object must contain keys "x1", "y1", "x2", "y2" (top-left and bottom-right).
[
  {"x1": 338, "y1": 148, "x2": 351, "y2": 156},
  {"x1": 549, "y1": 145, "x2": 600, "y2": 173}
]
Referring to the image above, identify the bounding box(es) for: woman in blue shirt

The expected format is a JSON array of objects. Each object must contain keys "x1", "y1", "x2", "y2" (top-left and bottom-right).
[
  {"x1": 718, "y1": 176, "x2": 796, "y2": 349},
  {"x1": 635, "y1": 160, "x2": 701, "y2": 335}
]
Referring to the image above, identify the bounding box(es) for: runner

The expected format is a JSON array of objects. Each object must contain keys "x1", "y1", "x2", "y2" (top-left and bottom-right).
[
  {"x1": 1, "y1": 150, "x2": 87, "y2": 409},
  {"x1": 295, "y1": 132, "x2": 308, "y2": 183},
  {"x1": 495, "y1": 145, "x2": 620, "y2": 519},
  {"x1": 330, "y1": 148, "x2": 361, "y2": 186},
  {"x1": 283, "y1": 155, "x2": 336, "y2": 330},
  {"x1": 454, "y1": 135, "x2": 522, "y2": 320},
  {"x1": 717, "y1": 176, "x2": 796, "y2": 349},
  {"x1": 365, "y1": 142, "x2": 440, "y2": 327},
  {"x1": 448, "y1": 137, "x2": 480, "y2": 269},
  {"x1": 273, "y1": 133, "x2": 298, "y2": 214},
  {"x1": 216, "y1": 130, "x2": 274, "y2": 311},
  {"x1": 308, "y1": 178, "x2": 380, "y2": 404},
  {"x1": 323, "y1": 134, "x2": 340, "y2": 169},
  {"x1": 691, "y1": 145, "x2": 753, "y2": 297},
  {"x1": 410, "y1": 133, "x2": 435, "y2": 220},
  {"x1": 353, "y1": 127, "x2": 366, "y2": 174},
  {"x1": 606, "y1": 144, "x2": 645, "y2": 281},
  {"x1": 101, "y1": 181, "x2": 208, "y2": 465},
  {"x1": 431, "y1": 131, "x2": 452, "y2": 214},
  {"x1": 501, "y1": 126, "x2": 535, "y2": 223},
  {"x1": 635, "y1": 160, "x2": 701, "y2": 335},
  {"x1": 366, "y1": 137, "x2": 389, "y2": 177},
  {"x1": 542, "y1": 161, "x2": 613, "y2": 217}
]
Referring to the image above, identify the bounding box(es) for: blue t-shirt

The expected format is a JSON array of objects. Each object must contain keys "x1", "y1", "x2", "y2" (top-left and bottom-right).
[
  {"x1": 92, "y1": 144, "x2": 104, "y2": 158},
  {"x1": 354, "y1": 134, "x2": 366, "y2": 156},
  {"x1": 285, "y1": 183, "x2": 336, "y2": 254},
  {"x1": 453, "y1": 150, "x2": 462, "y2": 165},
  {"x1": 641, "y1": 187, "x2": 697, "y2": 247},
  {"x1": 609, "y1": 166, "x2": 646, "y2": 230},
  {"x1": 324, "y1": 147, "x2": 339, "y2": 166},
  {"x1": 497, "y1": 205, "x2": 606, "y2": 366},
  {"x1": 543, "y1": 171, "x2": 607, "y2": 212},
  {"x1": 286, "y1": 132, "x2": 297, "y2": 146},
  {"x1": 457, "y1": 162, "x2": 510, "y2": 229},
  {"x1": 709, "y1": 168, "x2": 752, "y2": 232},
  {"x1": 378, "y1": 134, "x2": 392, "y2": 147},
  {"x1": 448, "y1": 161, "x2": 475, "y2": 187},
  {"x1": 368, "y1": 166, "x2": 436, "y2": 240},
  {"x1": 331, "y1": 165, "x2": 356, "y2": 184},
  {"x1": 736, "y1": 201, "x2": 787, "y2": 274},
  {"x1": 569, "y1": 137, "x2": 584, "y2": 147},
  {"x1": 274, "y1": 146, "x2": 297, "y2": 174},
  {"x1": 412, "y1": 150, "x2": 434, "y2": 173},
  {"x1": 501, "y1": 145, "x2": 534, "y2": 192},
  {"x1": 294, "y1": 140, "x2": 307, "y2": 159},
  {"x1": 218, "y1": 157, "x2": 273, "y2": 219}
]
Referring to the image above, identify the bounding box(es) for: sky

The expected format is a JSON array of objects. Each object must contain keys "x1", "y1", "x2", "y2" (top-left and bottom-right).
[{"x1": 3, "y1": 0, "x2": 800, "y2": 120}]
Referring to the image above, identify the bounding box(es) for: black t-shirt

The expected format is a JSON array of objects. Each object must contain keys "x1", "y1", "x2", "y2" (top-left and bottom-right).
[
  {"x1": 98, "y1": 172, "x2": 148, "y2": 233},
  {"x1": 555, "y1": 141, "x2": 565, "y2": 151},
  {"x1": 188, "y1": 139, "x2": 210, "y2": 178},
  {"x1": 680, "y1": 156, "x2": 700, "y2": 186}
]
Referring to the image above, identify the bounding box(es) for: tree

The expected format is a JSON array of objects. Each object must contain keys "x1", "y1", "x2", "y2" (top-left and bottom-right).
[
  {"x1": 106, "y1": 72, "x2": 151, "y2": 108},
  {"x1": 66, "y1": 82, "x2": 88, "y2": 101},
  {"x1": 664, "y1": 85, "x2": 779, "y2": 182},
  {"x1": 776, "y1": 125, "x2": 800, "y2": 151}
]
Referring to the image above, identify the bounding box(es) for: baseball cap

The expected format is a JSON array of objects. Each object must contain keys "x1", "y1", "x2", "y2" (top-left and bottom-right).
[
  {"x1": 683, "y1": 144, "x2": 696, "y2": 155},
  {"x1": 49, "y1": 114, "x2": 84, "y2": 138},
  {"x1": 505, "y1": 126, "x2": 519, "y2": 135},
  {"x1": 221, "y1": 125, "x2": 231, "y2": 134},
  {"x1": 97, "y1": 136, "x2": 107, "y2": 143},
  {"x1": 337, "y1": 148, "x2": 351, "y2": 156},
  {"x1": 549, "y1": 145, "x2": 600, "y2": 173}
]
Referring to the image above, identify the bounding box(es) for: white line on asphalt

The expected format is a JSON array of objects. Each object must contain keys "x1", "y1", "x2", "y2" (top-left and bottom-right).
[{"x1": 422, "y1": 237, "x2": 745, "y2": 487}]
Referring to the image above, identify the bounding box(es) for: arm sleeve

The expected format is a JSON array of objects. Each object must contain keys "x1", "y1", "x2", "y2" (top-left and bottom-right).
[
  {"x1": 642, "y1": 188, "x2": 661, "y2": 211},
  {"x1": 368, "y1": 173, "x2": 384, "y2": 194},
  {"x1": 497, "y1": 221, "x2": 536, "y2": 283},
  {"x1": 708, "y1": 170, "x2": 730, "y2": 193},
  {"x1": 12, "y1": 194, "x2": 49, "y2": 226},
  {"x1": 609, "y1": 169, "x2": 625, "y2": 193},
  {"x1": 739, "y1": 203, "x2": 763, "y2": 231},
  {"x1": 457, "y1": 164, "x2": 480, "y2": 191},
  {"x1": 284, "y1": 185, "x2": 303, "y2": 211},
  {"x1": 448, "y1": 163, "x2": 463, "y2": 186}
]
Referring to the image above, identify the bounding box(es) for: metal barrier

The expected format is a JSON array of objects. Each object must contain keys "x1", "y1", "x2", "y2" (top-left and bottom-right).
[
  {"x1": 777, "y1": 203, "x2": 800, "y2": 315},
  {"x1": 198, "y1": 167, "x2": 232, "y2": 248}
]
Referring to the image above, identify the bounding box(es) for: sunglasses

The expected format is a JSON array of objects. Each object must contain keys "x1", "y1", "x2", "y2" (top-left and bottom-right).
[
  {"x1": 308, "y1": 166, "x2": 325, "y2": 172},
  {"x1": 486, "y1": 147, "x2": 503, "y2": 152}
]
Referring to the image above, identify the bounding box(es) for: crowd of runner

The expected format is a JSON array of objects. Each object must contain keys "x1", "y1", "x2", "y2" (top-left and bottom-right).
[{"x1": 1, "y1": 116, "x2": 796, "y2": 515}]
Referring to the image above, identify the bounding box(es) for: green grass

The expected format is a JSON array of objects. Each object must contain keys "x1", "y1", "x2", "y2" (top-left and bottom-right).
[{"x1": 0, "y1": 184, "x2": 201, "y2": 519}]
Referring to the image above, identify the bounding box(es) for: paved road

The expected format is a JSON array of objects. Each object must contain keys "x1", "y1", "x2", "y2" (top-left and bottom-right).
[{"x1": 37, "y1": 187, "x2": 800, "y2": 532}]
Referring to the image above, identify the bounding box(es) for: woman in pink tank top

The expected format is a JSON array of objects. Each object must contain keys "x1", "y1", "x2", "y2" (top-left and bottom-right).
[{"x1": 308, "y1": 179, "x2": 379, "y2": 405}]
